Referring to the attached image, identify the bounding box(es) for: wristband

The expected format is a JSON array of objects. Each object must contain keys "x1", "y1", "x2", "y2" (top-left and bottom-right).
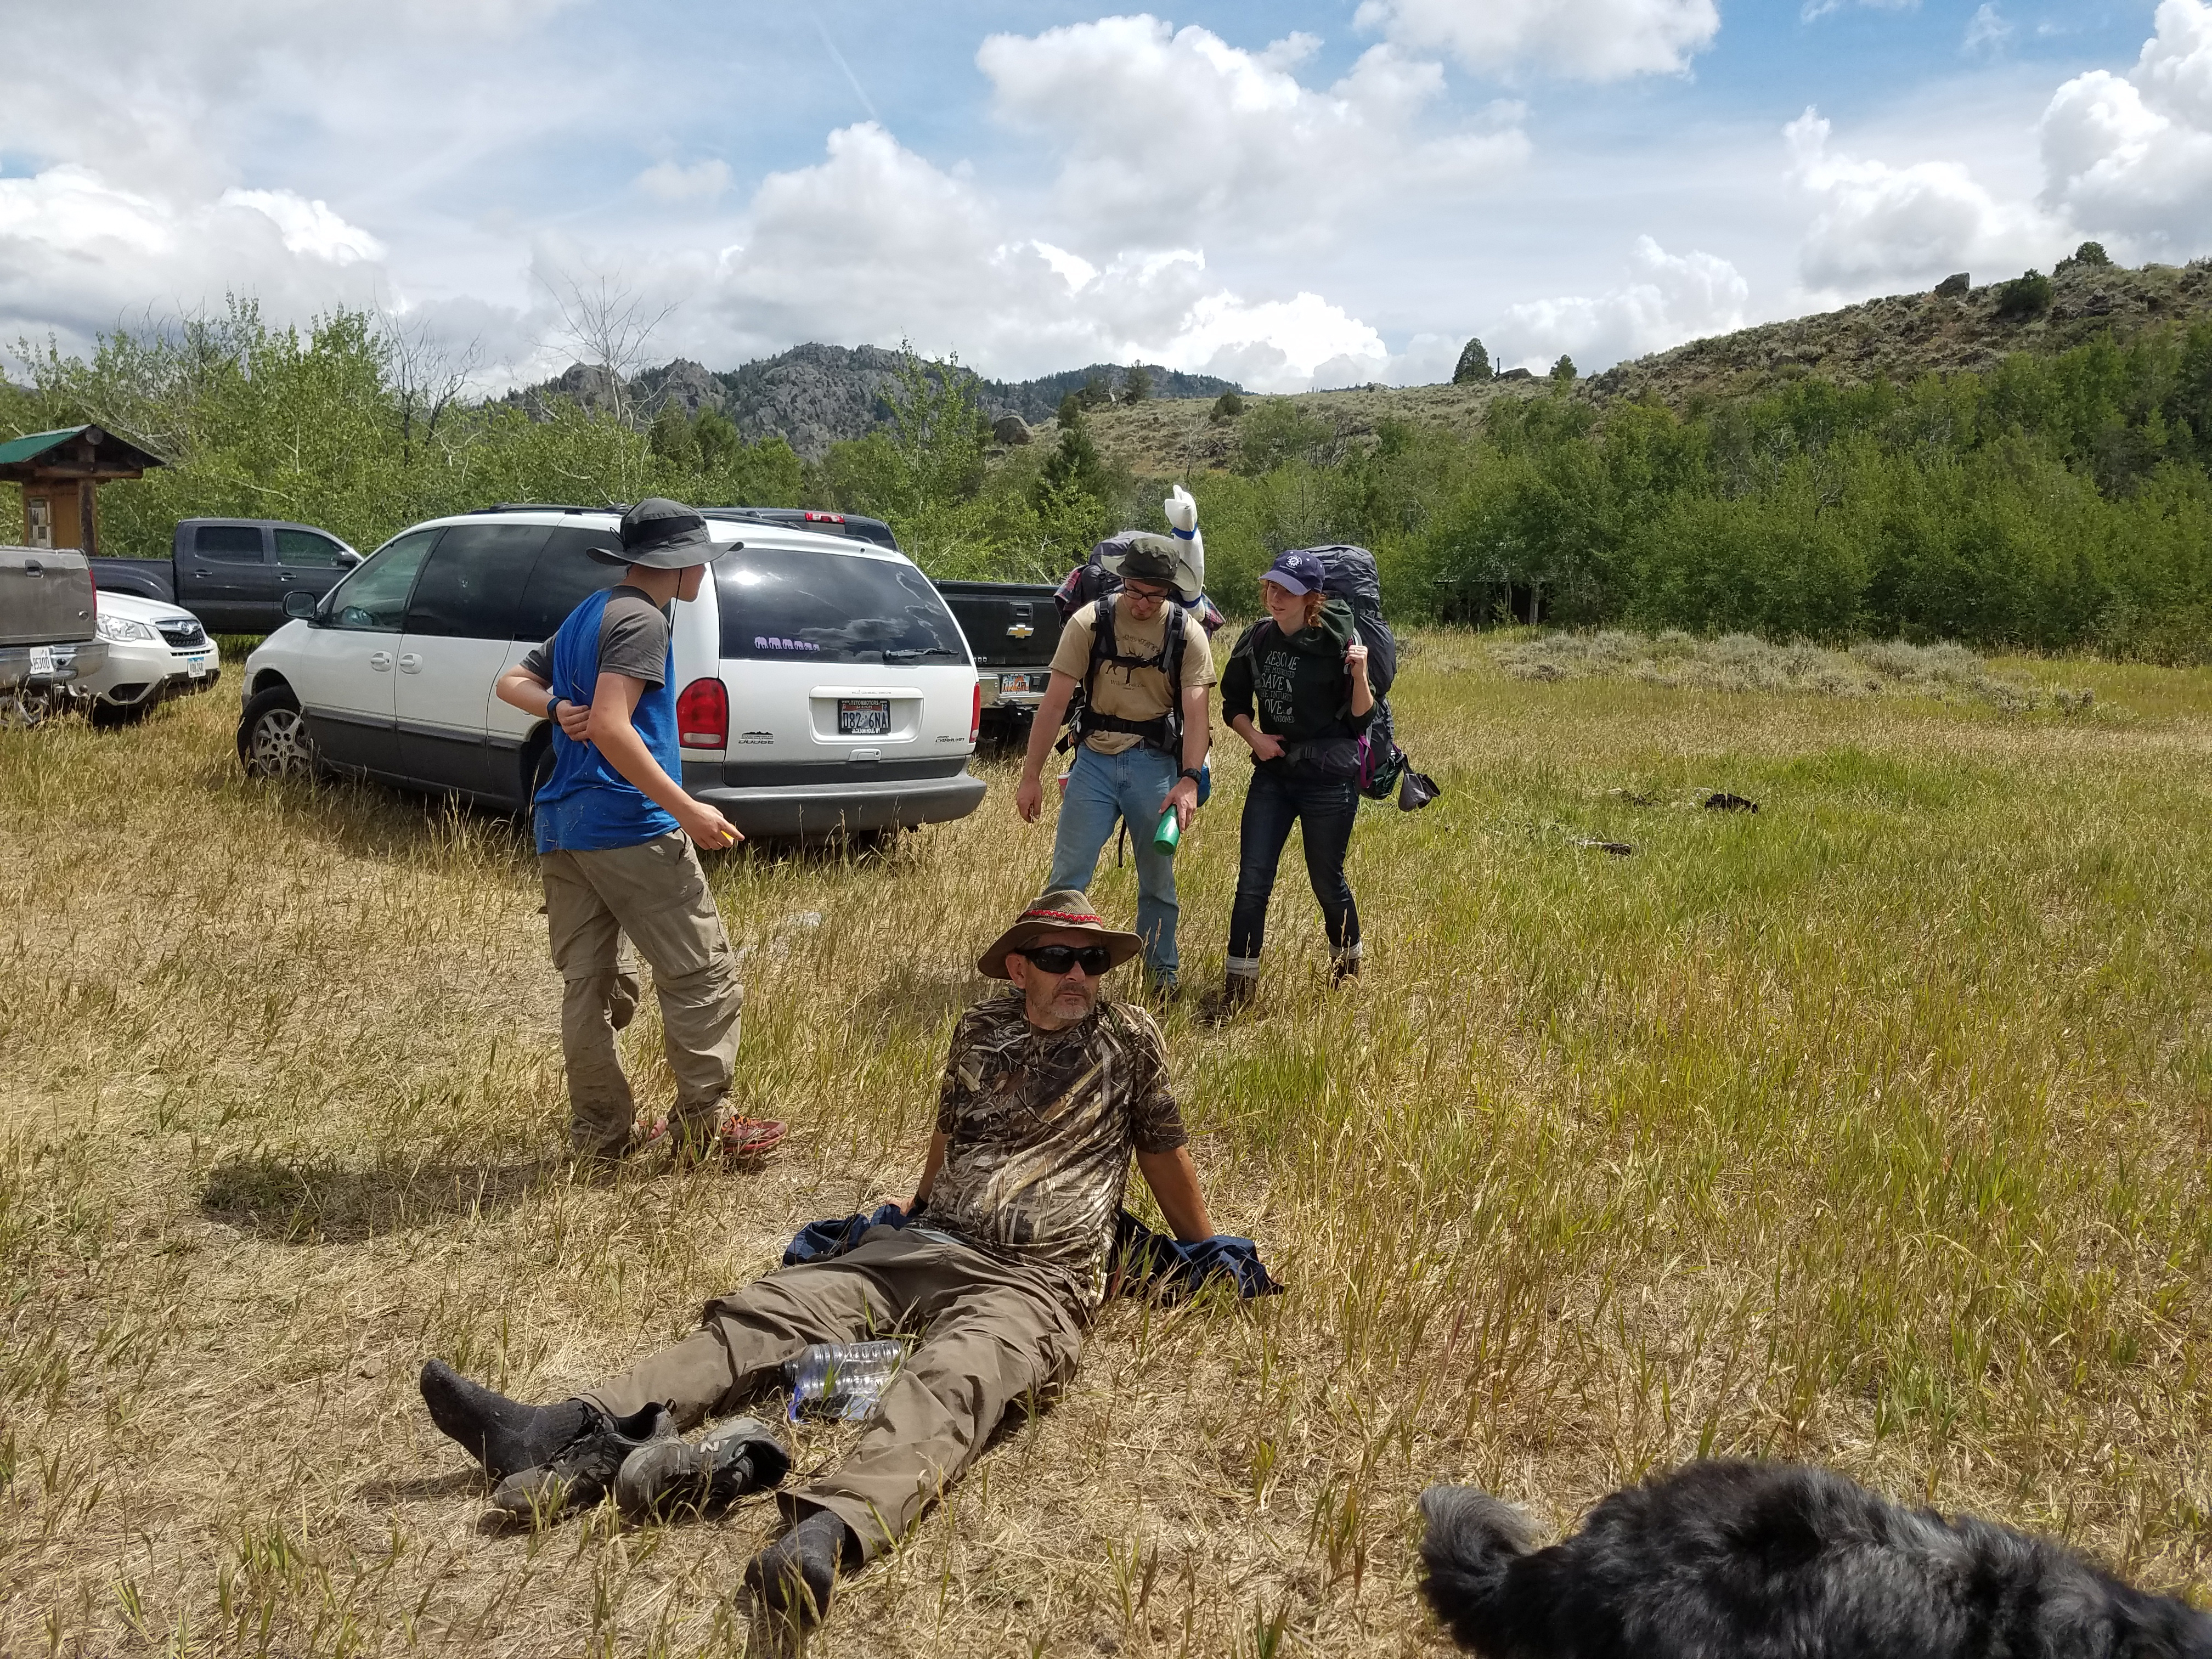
[
  {"x1": 1179, "y1": 767, "x2": 1203, "y2": 785},
  {"x1": 549, "y1": 697, "x2": 564, "y2": 721}
]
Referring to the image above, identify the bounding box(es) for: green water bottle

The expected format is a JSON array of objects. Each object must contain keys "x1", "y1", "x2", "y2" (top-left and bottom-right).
[{"x1": 1153, "y1": 805, "x2": 1182, "y2": 854}]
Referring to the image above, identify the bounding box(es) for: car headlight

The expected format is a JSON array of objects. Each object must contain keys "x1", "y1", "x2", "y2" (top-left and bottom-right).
[{"x1": 97, "y1": 615, "x2": 160, "y2": 642}]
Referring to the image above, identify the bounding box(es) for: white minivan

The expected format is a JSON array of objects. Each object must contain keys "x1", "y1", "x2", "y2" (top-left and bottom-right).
[{"x1": 237, "y1": 506, "x2": 986, "y2": 838}]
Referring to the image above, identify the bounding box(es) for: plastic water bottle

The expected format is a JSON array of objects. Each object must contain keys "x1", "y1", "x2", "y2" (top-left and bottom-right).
[
  {"x1": 1153, "y1": 805, "x2": 1181, "y2": 854},
  {"x1": 782, "y1": 1340, "x2": 907, "y2": 1422}
]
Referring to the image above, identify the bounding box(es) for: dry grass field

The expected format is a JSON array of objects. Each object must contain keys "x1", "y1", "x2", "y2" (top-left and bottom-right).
[{"x1": 4, "y1": 629, "x2": 2211, "y2": 1657}]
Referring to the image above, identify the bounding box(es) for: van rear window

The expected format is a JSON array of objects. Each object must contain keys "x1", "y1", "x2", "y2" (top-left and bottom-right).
[{"x1": 715, "y1": 548, "x2": 966, "y2": 665}]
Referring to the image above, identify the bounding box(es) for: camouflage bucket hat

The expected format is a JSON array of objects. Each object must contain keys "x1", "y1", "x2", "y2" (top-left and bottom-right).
[
  {"x1": 588, "y1": 497, "x2": 738, "y2": 569},
  {"x1": 977, "y1": 888, "x2": 1144, "y2": 980}
]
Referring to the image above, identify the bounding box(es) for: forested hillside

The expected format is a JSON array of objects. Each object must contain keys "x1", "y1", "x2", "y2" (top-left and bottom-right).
[{"x1": 5, "y1": 250, "x2": 2211, "y2": 658}]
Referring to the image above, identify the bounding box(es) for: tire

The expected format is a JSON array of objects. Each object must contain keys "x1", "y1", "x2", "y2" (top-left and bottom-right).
[
  {"x1": 238, "y1": 686, "x2": 318, "y2": 778},
  {"x1": 521, "y1": 737, "x2": 555, "y2": 840},
  {"x1": 0, "y1": 686, "x2": 57, "y2": 729}
]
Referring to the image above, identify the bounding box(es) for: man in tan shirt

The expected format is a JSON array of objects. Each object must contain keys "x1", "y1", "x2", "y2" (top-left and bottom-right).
[{"x1": 1014, "y1": 540, "x2": 1213, "y2": 995}]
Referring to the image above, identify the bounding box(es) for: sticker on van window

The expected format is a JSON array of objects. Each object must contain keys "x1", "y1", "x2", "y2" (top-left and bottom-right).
[{"x1": 754, "y1": 636, "x2": 822, "y2": 652}]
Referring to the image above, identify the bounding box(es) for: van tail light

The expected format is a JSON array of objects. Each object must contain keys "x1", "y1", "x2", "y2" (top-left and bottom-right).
[
  {"x1": 677, "y1": 678, "x2": 728, "y2": 748},
  {"x1": 970, "y1": 679, "x2": 982, "y2": 744}
]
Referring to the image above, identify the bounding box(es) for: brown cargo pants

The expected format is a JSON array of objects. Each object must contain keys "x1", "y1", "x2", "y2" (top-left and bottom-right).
[
  {"x1": 541, "y1": 831, "x2": 743, "y2": 1156},
  {"x1": 578, "y1": 1228, "x2": 1084, "y2": 1555}
]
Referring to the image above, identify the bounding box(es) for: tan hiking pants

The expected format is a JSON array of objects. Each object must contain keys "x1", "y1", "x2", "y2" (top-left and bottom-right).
[
  {"x1": 579, "y1": 1229, "x2": 1085, "y2": 1554},
  {"x1": 540, "y1": 832, "x2": 742, "y2": 1156}
]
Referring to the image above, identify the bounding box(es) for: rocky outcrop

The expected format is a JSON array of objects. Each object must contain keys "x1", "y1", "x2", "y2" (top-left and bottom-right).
[{"x1": 511, "y1": 345, "x2": 1241, "y2": 459}]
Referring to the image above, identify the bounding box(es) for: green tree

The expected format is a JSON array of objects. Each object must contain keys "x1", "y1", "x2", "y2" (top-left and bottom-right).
[
  {"x1": 1453, "y1": 337, "x2": 1492, "y2": 384},
  {"x1": 1550, "y1": 354, "x2": 1578, "y2": 385},
  {"x1": 1995, "y1": 270, "x2": 2054, "y2": 321},
  {"x1": 1124, "y1": 364, "x2": 1153, "y2": 402}
]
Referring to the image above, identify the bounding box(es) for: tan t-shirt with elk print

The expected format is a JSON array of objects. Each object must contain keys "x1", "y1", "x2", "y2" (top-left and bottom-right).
[{"x1": 928, "y1": 991, "x2": 1188, "y2": 1316}]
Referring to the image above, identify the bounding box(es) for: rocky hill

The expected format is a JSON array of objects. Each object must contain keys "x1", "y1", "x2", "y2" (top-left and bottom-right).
[
  {"x1": 515, "y1": 345, "x2": 1239, "y2": 460},
  {"x1": 1586, "y1": 253, "x2": 2212, "y2": 407},
  {"x1": 1069, "y1": 253, "x2": 2212, "y2": 476}
]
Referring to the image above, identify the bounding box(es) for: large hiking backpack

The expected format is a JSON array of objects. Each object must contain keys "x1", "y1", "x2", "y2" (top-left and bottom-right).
[
  {"x1": 1283, "y1": 544, "x2": 1437, "y2": 810},
  {"x1": 1054, "y1": 537, "x2": 1227, "y2": 636}
]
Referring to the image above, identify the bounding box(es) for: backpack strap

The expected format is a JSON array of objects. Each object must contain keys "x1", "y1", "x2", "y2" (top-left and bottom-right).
[{"x1": 1074, "y1": 595, "x2": 1186, "y2": 753}]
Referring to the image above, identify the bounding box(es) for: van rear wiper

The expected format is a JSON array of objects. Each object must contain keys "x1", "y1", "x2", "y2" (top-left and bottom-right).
[{"x1": 882, "y1": 647, "x2": 956, "y2": 659}]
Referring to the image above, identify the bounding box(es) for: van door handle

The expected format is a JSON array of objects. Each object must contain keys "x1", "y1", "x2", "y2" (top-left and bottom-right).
[
  {"x1": 370, "y1": 651, "x2": 394, "y2": 671},
  {"x1": 397, "y1": 653, "x2": 421, "y2": 674}
]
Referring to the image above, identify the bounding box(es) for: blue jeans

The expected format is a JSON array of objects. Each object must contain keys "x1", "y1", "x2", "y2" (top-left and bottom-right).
[
  {"x1": 1048, "y1": 744, "x2": 1183, "y2": 984},
  {"x1": 1228, "y1": 763, "x2": 1361, "y2": 972}
]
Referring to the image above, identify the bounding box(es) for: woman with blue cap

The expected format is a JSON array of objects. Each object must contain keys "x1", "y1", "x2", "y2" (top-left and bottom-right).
[{"x1": 1216, "y1": 549, "x2": 1374, "y2": 1014}]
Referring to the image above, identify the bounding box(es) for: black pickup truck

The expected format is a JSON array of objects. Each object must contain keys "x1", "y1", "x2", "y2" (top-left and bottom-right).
[
  {"x1": 935, "y1": 581, "x2": 1065, "y2": 742},
  {"x1": 91, "y1": 518, "x2": 362, "y2": 633}
]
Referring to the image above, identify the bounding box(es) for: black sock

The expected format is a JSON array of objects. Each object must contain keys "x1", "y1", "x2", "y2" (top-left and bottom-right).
[
  {"x1": 419, "y1": 1358, "x2": 592, "y2": 1480},
  {"x1": 745, "y1": 1509, "x2": 857, "y2": 1623}
]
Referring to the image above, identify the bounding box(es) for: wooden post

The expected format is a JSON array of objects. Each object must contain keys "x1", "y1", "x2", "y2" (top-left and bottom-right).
[{"x1": 79, "y1": 479, "x2": 98, "y2": 558}]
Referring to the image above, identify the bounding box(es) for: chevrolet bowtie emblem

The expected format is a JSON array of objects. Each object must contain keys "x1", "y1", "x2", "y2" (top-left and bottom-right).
[{"x1": 1007, "y1": 623, "x2": 1034, "y2": 639}]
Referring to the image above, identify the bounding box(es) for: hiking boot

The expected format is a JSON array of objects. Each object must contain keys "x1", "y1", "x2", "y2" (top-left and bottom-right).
[
  {"x1": 419, "y1": 1359, "x2": 592, "y2": 1481},
  {"x1": 616, "y1": 1415, "x2": 792, "y2": 1518},
  {"x1": 744, "y1": 1508, "x2": 860, "y2": 1629},
  {"x1": 1144, "y1": 973, "x2": 1182, "y2": 1006},
  {"x1": 1331, "y1": 951, "x2": 1362, "y2": 987},
  {"x1": 1205, "y1": 970, "x2": 1258, "y2": 1024},
  {"x1": 639, "y1": 1110, "x2": 788, "y2": 1166},
  {"x1": 489, "y1": 1402, "x2": 678, "y2": 1521}
]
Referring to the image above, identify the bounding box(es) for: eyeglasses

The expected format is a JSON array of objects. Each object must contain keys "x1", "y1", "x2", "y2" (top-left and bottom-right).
[
  {"x1": 1121, "y1": 582, "x2": 1170, "y2": 602},
  {"x1": 1018, "y1": 944, "x2": 1113, "y2": 976}
]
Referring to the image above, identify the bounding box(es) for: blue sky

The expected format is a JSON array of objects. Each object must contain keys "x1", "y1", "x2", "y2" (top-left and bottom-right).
[{"x1": 0, "y1": 2, "x2": 2201, "y2": 391}]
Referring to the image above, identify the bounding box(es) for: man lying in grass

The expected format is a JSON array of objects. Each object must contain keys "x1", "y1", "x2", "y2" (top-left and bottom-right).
[{"x1": 418, "y1": 888, "x2": 1219, "y2": 1627}]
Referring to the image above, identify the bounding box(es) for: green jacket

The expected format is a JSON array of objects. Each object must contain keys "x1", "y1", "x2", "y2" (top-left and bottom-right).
[{"x1": 1221, "y1": 599, "x2": 1374, "y2": 746}]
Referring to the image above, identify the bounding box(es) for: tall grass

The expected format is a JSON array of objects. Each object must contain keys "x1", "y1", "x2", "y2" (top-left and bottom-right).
[{"x1": 3, "y1": 636, "x2": 2210, "y2": 1655}]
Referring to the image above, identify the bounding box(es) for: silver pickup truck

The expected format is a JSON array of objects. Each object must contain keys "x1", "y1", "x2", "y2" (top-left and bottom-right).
[{"x1": 2, "y1": 546, "x2": 106, "y2": 724}]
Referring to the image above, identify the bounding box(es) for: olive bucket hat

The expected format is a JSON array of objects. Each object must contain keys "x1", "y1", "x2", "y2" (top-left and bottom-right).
[
  {"x1": 588, "y1": 498, "x2": 739, "y2": 569},
  {"x1": 977, "y1": 888, "x2": 1144, "y2": 980}
]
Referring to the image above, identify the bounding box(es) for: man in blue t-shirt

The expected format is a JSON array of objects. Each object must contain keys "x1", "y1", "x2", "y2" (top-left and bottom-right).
[{"x1": 494, "y1": 498, "x2": 785, "y2": 1164}]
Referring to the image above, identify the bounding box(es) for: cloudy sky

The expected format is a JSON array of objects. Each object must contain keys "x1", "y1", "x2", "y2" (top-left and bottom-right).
[{"x1": 0, "y1": 1, "x2": 2200, "y2": 392}]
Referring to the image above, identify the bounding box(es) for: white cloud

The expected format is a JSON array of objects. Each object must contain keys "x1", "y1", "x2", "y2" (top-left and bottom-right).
[
  {"x1": 2041, "y1": 0, "x2": 2212, "y2": 247},
  {"x1": 977, "y1": 17, "x2": 1526, "y2": 249},
  {"x1": 676, "y1": 122, "x2": 1399, "y2": 392},
  {"x1": 1802, "y1": 0, "x2": 1916, "y2": 21},
  {"x1": 0, "y1": 166, "x2": 388, "y2": 347},
  {"x1": 1963, "y1": 4, "x2": 2011, "y2": 54},
  {"x1": 634, "y1": 159, "x2": 732, "y2": 203},
  {"x1": 1352, "y1": 0, "x2": 1720, "y2": 82},
  {"x1": 1488, "y1": 236, "x2": 1749, "y2": 371},
  {"x1": 1786, "y1": 106, "x2": 2066, "y2": 291}
]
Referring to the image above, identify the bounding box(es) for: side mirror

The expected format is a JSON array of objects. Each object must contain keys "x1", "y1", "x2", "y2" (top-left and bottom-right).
[
  {"x1": 337, "y1": 549, "x2": 362, "y2": 566},
  {"x1": 283, "y1": 588, "x2": 319, "y2": 620}
]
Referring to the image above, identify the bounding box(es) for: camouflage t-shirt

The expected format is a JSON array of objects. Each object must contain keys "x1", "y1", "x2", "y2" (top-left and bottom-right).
[{"x1": 929, "y1": 991, "x2": 1187, "y2": 1314}]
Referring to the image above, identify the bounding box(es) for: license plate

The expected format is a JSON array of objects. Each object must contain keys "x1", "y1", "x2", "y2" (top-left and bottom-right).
[
  {"x1": 1017, "y1": 672, "x2": 1047, "y2": 693},
  {"x1": 29, "y1": 646, "x2": 54, "y2": 675},
  {"x1": 838, "y1": 698, "x2": 890, "y2": 736},
  {"x1": 189, "y1": 659, "x2": 212, "y2": 678}
]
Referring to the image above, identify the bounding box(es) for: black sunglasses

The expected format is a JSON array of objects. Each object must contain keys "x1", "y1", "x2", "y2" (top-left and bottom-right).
[{"x1": 1018, "y1": 944, "x2": 1114, "y2": 976}]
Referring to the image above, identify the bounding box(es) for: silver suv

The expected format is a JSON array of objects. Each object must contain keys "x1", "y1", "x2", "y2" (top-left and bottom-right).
[{"x1": 237, "y1": 506, "x2": 986, "y2": 837}]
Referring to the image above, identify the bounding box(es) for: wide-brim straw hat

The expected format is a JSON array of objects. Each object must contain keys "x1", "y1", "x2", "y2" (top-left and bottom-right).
[
  {"x1": 977, "y1": 888, "x2": 1144, "y2": 980},
  {"x1": 588, "y1": 496, "x2": 740, "y2": 569}
]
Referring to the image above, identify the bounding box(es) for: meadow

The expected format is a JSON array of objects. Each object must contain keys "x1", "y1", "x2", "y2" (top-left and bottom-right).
[{"x1": 3, "y1": 629, "x2": 2210, "y2": 1657}]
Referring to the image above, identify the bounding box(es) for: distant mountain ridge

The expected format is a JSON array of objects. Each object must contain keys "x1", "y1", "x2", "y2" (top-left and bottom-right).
[{"x1": 513, "y1": 344, "x2": 1240, "y2": 459}]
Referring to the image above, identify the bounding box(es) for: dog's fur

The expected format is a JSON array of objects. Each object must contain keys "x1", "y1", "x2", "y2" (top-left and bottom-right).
[{"x1": 1419, "y1": 1460, "x2": 2212, "y2": 1658}]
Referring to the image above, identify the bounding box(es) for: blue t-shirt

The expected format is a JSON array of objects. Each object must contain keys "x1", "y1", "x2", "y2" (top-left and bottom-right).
[{"x1": 531, "y1": 586, "x2": 682, "y2": 853}]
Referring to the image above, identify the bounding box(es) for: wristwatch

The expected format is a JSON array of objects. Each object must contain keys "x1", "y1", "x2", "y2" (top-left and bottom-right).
[{"x1": 1179, "y1": 767, "x2": 1203, "y2": 785}]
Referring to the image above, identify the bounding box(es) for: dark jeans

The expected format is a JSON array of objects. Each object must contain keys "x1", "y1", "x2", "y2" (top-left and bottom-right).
[{"x1": 1228, "y1": 763, "x2": 1361, "y2": 968}]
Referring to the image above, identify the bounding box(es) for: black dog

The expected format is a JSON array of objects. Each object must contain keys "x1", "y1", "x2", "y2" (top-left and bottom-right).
[{"x1": 1419, "y1": 1460, "x2": 2212, "y2": 1658}]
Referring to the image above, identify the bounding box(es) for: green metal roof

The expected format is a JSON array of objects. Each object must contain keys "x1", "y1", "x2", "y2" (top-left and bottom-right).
[{"x1": 0, "y1": 426, "x2": 91, "y2": 466}]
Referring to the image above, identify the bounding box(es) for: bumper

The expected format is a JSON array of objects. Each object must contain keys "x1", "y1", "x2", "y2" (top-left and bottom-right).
[
  {"x1": 78, "y1": 639, "x2": 221, "y2": 705},
  {"x1": 0, "y1": 639, "x2": 107, "y2": 689},
  {"x1": 681, "y1": 764, "x2": 988, "y2": 837}
]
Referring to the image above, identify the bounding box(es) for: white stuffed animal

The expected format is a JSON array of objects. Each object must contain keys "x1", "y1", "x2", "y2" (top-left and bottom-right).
[{"x1": 1163, "y1": 484, "x2": 1205, "y2": 603}]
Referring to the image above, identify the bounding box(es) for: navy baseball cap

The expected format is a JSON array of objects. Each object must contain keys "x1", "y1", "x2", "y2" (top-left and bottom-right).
[{"x1": 1261, "y1": 549, "x2": 1325, "y2": 596}]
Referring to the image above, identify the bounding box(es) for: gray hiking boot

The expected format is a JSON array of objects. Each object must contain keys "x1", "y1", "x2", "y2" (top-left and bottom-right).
[
  {"x1": 616, "y1": 1415, "x2": 792, "y2": 1517},
  {"x1": 490, "y1": 1402, "x2": 678, "y2": 1521}
]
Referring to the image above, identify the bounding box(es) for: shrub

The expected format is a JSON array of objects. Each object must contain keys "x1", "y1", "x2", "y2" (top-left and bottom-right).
[
  {"x1": 1211, "y1": 390, "x2": 1245, "y2": 422},
  {"x1": 2058, "y1": 241, "x2": 2113, "y2": 274},
  {"x1": 1994, "y1": 270, "x2": 2053, "y2": 321}
]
